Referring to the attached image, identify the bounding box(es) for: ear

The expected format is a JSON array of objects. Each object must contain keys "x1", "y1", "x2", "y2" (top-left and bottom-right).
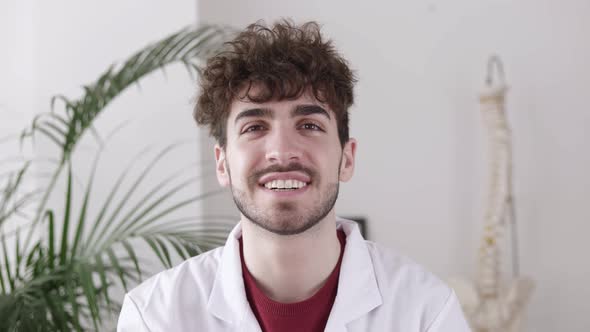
[
  {"x1": 339, "y1": 138, "x2": 357, "y2": 182},
  {"x1": 215, "y1": 145, "x2": 230, "y2": 187}
]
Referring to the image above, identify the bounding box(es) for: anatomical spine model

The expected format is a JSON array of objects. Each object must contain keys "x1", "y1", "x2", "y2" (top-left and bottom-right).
[{"x1": 449, "y1": 56, "x2": 534, "y2": 332}]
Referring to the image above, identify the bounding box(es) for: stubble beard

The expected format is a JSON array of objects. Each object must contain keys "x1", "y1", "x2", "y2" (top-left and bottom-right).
[{"x1": 227, "y1": 164, "x2": 340, "y2": 236}]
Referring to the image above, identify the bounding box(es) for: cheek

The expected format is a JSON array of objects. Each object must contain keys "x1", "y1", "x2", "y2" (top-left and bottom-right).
[
  {"x1": 226, "y1": 148, "x2": 256, "y2": 183},
  {"x1": 311, "y1": 146, "x2": 342, "y2": 178}
]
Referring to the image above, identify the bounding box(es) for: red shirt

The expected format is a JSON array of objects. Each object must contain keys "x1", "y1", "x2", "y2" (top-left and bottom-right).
[{"x1": 239, "y1": 230, "x2": 346, "y2": 332}]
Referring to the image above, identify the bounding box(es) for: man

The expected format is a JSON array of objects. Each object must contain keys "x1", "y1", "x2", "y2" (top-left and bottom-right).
[{"x1": 118, "y1": 20, "x2": 471, "y2": 331}]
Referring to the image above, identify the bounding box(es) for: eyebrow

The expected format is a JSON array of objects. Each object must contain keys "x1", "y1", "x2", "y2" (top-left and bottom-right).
[
  {"x1": 234, "y1": 108, "x2": 273, "y2": 125},
  {"x1": 234, "y1": 104, "x2": 331, "y2": 125},
  {"x1": 292, "y1": 105, "x2": 331, "y2": 120}
]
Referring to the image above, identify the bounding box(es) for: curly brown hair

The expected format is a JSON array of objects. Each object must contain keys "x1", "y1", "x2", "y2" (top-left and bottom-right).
[{"x1": 193, "y1": 19, "x2": 356, "y2": 148}]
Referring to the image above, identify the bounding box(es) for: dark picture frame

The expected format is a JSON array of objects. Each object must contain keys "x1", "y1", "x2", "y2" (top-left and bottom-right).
[{"x1": 343, "y1": 216, "x2": 368, "y2": 239}]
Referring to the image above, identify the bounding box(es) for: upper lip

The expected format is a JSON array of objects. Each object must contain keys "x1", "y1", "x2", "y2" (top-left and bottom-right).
[{"x1": 258, "y1": 172, "x2": 311, "y2": 185}]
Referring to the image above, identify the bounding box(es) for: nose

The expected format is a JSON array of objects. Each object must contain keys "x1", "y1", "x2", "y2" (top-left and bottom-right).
[{"x1": 265, "y1": 127, "x2": 303, "y2": 164}]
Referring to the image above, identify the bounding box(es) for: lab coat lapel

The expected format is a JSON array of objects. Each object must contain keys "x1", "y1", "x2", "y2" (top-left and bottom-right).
[
  {"x1": 207, "y1": 222, "x2": 261, "y2": 331},
  {"x1": 324, "y1": 219, "x2": 383, "y2": 332}
]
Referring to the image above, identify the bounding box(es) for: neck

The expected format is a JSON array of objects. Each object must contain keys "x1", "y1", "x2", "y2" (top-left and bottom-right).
[{"x1": 240, "y1": 212, "x2": 341, "y2": 303}]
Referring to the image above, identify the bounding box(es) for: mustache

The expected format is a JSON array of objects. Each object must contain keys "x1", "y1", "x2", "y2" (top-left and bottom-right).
[{"x1": 248, "y1": 162, "x2": 316, "y2": 185}]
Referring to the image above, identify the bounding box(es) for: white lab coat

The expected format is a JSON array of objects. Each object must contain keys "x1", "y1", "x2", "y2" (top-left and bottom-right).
[{"x1": 118, "y1": 218, "x2": 471, "y2": 331}]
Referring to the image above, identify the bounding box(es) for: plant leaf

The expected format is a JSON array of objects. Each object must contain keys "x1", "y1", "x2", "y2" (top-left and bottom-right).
[
  {"x1": 120, "y1": 240, "x2": 142, "y2": 281},
  {"x1": 71, "y1": 151, "x2": 100, "y2": 259},
  {"x1": 47, "y1": 210, "x2": 55, "y2": 270},
  {"x1": 106, "y1": 248, "x2": 128, "y2": 292},
  {"x1": 1, "y1": 234, "x2": 14, "y2": 292},
  {"x1": 59, "y1": 163, "x2": 73, "y2": 266}
]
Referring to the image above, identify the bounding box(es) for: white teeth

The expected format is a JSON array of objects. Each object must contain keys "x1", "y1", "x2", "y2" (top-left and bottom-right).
[
  {"x1": 263, "y1": 179, "x2": 308, "y2": 190},
  {"x1": 294, "y1": 180, "x2": 306, "y2": 188}
]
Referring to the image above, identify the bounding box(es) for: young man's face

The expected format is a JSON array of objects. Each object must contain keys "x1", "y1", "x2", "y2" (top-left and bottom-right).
[{"x1": 215, "y1": 89, "x2": 356, "y2": 235}]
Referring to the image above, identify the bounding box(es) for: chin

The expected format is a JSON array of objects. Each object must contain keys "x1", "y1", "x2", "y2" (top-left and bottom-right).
[{"x1": 259, "y1": 216, "x2": 322, "y2": 236}]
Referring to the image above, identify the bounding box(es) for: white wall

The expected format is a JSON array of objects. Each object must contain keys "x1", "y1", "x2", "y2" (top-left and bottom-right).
[
  {"x1": 198, "y1": 1, "x2": 590, "y2": 331},
  {"x1": 0, "y1": 1, "x2": 36, "y2": 136},
  {"x1": 0, "y1": 1, "x2": 38, "y2": 226}
]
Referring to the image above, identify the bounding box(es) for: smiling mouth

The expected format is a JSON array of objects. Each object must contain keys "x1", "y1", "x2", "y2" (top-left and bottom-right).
[{"x1": 261, "y1": 179, "x2": 309, "y2": 191}]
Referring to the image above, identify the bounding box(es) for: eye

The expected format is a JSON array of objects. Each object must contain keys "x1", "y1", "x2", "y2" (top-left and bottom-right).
[
  {"x1": 241, "y1": 124, "x2": 266, "y2": 134},
  {"x1": 299, "y1": 122, "x2": 324, "y2": 131}
]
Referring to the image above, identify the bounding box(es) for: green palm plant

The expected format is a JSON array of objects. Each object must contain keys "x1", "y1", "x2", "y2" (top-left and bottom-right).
[{"x1": 0, "y1": 24, "x2": 236, "y2": 331}]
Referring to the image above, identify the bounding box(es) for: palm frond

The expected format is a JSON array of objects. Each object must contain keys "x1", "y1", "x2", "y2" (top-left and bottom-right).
[
  {"x1": 24, "y1": 25, "x2": 231, "y2": 165},
  {"x1": 0, "y1": 23, "x2": 236, "y2": 331},
  {"x1": 0, "y1": 162, "x2": 32, "y2": 228},
  {"x1": 20, "y1": 24, "x2": 234, "y2": 248},
  {"x1": 85, "y1": 142, "x2": 190, "y2": 253}
]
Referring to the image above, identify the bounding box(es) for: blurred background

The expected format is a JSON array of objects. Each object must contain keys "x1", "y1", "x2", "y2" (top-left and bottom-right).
[{"x1": 1, "y1": 0, "x2": 589, "y2": 331}]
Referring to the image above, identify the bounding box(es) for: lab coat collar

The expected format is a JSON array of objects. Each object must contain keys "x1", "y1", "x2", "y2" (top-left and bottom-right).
[
  {"x1": 207, "y1": 218, "x2": 382, "y2": 330},
  {"x1": 207, "y1": 222, "x2": 252, "y2": 327},
  {"x1": 324, "y1": 218, "x2": 382, "y2": 331}
]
